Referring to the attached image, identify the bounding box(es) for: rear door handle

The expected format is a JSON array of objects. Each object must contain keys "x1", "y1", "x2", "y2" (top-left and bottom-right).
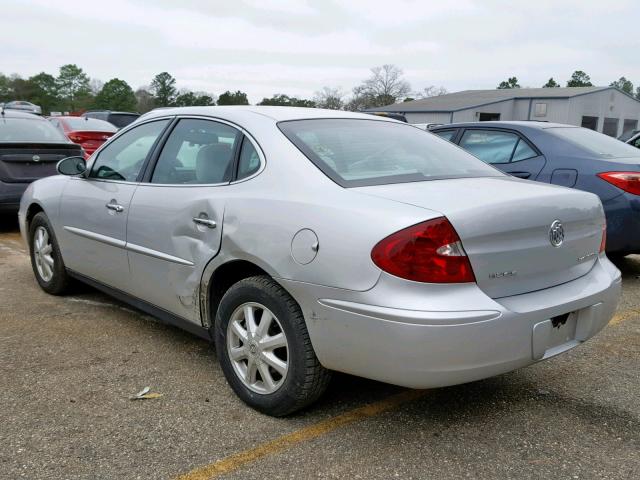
[
  {"x1": 193, "y1": 217, "x2": 217, "y2": 229},
  {"x1": 508, "y1": 171, "x2": 531, "y2": 179},
  {"x1": 105, "y1": 202, "x2": 124, "y2": 213}
]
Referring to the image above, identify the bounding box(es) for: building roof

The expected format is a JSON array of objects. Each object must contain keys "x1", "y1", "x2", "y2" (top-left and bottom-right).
[{"x1": 370, "y1": 87, "x2": 613, "y2": 113}]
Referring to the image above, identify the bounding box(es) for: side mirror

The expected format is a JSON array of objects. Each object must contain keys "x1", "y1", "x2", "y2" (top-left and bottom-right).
[{"x1": 57, "y1": 156, "x2": 87, "y2": 176}]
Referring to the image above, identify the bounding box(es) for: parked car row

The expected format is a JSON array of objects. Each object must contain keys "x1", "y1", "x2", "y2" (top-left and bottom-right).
[
  {"x1": 48, "y1": 116, "x2": 117, "y2": 159},
  {"x1": 0, "y1": 109, "x2": 82, "y2": 212},
  {"x1": 17, "y1": 106, "x2": 620, "y2": 416},
  {"x1": 430, "y1": 121, "x2": 640, "y2": 256}
]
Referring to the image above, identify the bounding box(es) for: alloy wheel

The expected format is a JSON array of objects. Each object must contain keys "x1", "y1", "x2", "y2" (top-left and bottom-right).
[
  {"x1": 33, "y1": 226, "x2": 54, "y2": 282},
  {"x1": 227, "y1": 302, "x2": 289, "y2": 394}
]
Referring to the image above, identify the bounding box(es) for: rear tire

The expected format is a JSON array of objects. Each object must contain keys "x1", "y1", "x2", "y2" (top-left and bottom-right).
[
  {"x1": 29, "y1": 212, "x2": 71, "y2": 295},
  {"x1": 215, "y1": 275, "x2": 331, "y2": 416}
]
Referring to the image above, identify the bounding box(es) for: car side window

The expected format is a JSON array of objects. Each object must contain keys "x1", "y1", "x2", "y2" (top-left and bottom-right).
[
  {"x1": 511, "y1": 138, "x2": 538, "y2": 162},
  {"x1": 433, "y1": 130, "x2": 456, "y2": 142},
  {"x1": 151, "y1": 118, "x2": 241, "y2": 185},
  {"x1": 237, "y1": 138, "x2": 261, "y2": 179},
  {"x1": 459, "y1": 130, "x2": 520, "y2": 164},
  {"x1": 633, "y1": 136, "x2": 640, "y2": 149},
  {"x1": 89, "y1": 120, "x2": 169, "y2": 182}
]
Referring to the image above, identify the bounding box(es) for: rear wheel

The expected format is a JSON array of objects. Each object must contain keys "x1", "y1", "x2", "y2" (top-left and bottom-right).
[
  {"x1": 215, "y1": 275, "x2": 331, "y2": 416},
  {"x1": 29, "y1": 212, "x2": 71, "y2": 295}
]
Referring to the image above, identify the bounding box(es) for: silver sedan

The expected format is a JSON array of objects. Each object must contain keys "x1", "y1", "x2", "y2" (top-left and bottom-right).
[{"x1": 19, "y1": 107, "x2": 621, "y2": 416}]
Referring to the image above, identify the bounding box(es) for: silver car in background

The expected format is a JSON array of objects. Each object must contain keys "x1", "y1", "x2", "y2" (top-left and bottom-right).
[{"x1": 19, "y1": 107, "x2": 621, "y2": 416}]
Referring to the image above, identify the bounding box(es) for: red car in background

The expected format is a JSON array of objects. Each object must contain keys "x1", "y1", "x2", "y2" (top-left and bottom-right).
[{"x1": 48, "y1": 116, "x2": 117, "y2": 159}]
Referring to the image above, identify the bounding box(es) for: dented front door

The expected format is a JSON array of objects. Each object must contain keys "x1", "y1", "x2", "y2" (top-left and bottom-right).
[{"x1": 125, "y1": 184, "x2": 225, "y2": 323}]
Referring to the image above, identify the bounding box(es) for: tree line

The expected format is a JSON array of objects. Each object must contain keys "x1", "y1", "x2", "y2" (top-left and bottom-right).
[
  {"x1": 497, "y1": 71, "x2": 640, "y2": 98},
  {"x1": 2, "y1": 64, "x2": 639, "y2": 116}
]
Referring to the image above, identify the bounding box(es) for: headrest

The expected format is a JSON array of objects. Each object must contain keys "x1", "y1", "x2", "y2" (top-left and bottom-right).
[{"x1": 195, "y1": 143, "x2": 232, "y2": 184}]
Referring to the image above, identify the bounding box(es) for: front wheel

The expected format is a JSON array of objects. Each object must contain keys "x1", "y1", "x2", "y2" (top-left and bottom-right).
[
  {"x1": 29, "y1": 212, "x2": 72, "y2": 295},
  {"x1": 215, "y1": 276, "x2": 331, "y2": 416}
]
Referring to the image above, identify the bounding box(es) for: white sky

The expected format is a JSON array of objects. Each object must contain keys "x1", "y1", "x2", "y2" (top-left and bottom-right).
[{"x1": 2, "y1": 0, "x2": 638, "y2": 103}]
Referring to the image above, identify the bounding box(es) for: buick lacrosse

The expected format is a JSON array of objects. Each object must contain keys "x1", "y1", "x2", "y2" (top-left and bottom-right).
[{"x1": 19, "y1": 107, "x2": 621, "y2": 416}]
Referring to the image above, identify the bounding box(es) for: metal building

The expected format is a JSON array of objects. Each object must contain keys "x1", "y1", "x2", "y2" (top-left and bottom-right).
[{"x1": 370, "y1": 87, "x2": 640, "y2": 137}]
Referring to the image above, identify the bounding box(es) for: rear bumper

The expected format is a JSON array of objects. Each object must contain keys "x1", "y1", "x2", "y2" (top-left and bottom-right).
[
  {"x1": 0, "y1": 180, "x2": 29, "y2": 212},
  {"x1": 279, "y1": 256, "x2": 621, "y2": 389},
  {"x1": 603, "y1": 192, "x2": 640, "y2": 254}
]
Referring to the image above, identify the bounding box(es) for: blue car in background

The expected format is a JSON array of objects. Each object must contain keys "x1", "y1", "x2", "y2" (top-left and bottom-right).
[{"x1": 430, "y1": 121, "x2": 640, "y2": 256}]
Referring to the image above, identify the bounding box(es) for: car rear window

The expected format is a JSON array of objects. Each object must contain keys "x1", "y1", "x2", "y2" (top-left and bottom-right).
[
  {"x1": 63, "y1": 117, "x2": 117, "y2": 132},
  {"x1": 548, "y1": 127, "x2": 640, "y2": 158},
  {"x1": 0, "y1": 117, "x2": 69, "y2": 143},
  {"x1": 108, "y1": 114, "x2": 139, "y2": 128},
  {"x1": 278, "y1": 119, "x2": 502, "y2": 187}
]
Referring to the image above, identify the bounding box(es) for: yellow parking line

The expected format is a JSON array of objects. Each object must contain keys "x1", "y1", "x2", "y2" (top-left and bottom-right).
[
  {"x1": 610, "y1": 308, "x2": 640, "y2": 325},
  {"x1": 173, "y1": 389, "x2": 427, "y2": 480}
]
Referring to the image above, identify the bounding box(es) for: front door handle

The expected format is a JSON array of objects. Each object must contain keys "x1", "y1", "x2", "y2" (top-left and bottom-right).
[
  {"x1": 193, "y1": 217, "x2": 217, "y2": 229},
  {"x1": 106, "y1": 202, "x2": 124, "y2": 213}
]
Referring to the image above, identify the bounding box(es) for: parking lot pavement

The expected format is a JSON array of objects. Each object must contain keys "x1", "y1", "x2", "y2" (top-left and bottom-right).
[{"x1": 0, "y1": 215, "x2": 638, "y2": 480}]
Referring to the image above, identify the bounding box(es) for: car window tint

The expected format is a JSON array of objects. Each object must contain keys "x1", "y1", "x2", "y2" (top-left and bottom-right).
[
  {"x1": 89, "y1": 119, "x2": 169, "y2": 182},
  {"x1": 433, "y1": 130, "x2": 456, "y2": 142},
  {"x1": 278, "y1": 119, "x2": 501, "y2": 187},
  {"x1": 459, "y1": 130, "x2": 519, "y2": 164},
  {"x1": 237, "y1": 138, "x2": 261, "y2": 179},
  {"x1": 511, "y1": 139, "x2": 538, "y2": 161},
  {"x1": 151, "y1": 118, "x2": 241, "y2": 185}
]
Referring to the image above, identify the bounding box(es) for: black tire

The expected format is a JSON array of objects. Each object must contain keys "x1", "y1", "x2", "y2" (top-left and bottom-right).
[
  {"x1": 29, "y1": 212, "x2": 72, "y2": 295},
  {"x1": 214, "y1": 275, "x2": 331, "y2": 416}
]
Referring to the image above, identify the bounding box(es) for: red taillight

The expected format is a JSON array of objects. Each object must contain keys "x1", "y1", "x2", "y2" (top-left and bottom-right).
[
  {"x1": 597, "y1": 172, "x2": 640, "y2": 195},
  {"x1": 600, "y1": 222, "x2": 607, "y2": 253},
  {"x1": 371, "y1": 217, "x2": 476, "y2": 283}
]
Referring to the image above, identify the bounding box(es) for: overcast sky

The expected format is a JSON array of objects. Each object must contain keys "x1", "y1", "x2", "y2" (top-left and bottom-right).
[{"x1": 3, "y1": 0, "x2": 638, "y2": 103}]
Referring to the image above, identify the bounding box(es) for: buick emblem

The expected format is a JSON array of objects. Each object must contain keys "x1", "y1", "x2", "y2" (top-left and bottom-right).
[
  {"x1": 32, "y1": 155, "x2": 40, "y2": 162},
  {"x1": 549, "y1": 220, "x2": 564, "y2": 247}
]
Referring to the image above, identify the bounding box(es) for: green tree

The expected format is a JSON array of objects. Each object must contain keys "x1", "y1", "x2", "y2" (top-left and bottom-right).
[
  {"x1": 56, "y1": 64, "x2": 92, "y2": 111},
  {"x1": 150, "y1": 72, "x2": 177, "y2": 107},
  {"x1": 258, "y1": 94, "x2": 315, "y2": 107},
  {"x1": 542, "y1": 77, "x2": 560, "y2": 88},
  {"x1": 27, "y1": 72, "x2": 60, "y2": 114},
  {"x1": 94, "y1": 78, "x2": 137, "y2": 111},
  {"x1": 497, "y1": 77, "x2": 520, "y2": 89},
  {"x1": 610, "y1": 77, "x2": 634, "y2": 95},
  {"x1": 636, "y1": 86, "x2": 640, "y2": 100},
  {"x1": 0, "y1": 74, "x2": 13, "y2": 102},
  {"x1": 174, "y1": 90, "x2": 215, "y2": 107},
  {"x1": 566, "y1": 70, "x2": 593, "y2": 87},
  {"x1": 217, "y1": 90, "x2": 249, "y2": 105}
]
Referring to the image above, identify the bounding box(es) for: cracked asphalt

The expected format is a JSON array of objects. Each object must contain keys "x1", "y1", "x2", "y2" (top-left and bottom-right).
[{"x1": 0, "y1": 215, "x2": 638, "y2": 480}]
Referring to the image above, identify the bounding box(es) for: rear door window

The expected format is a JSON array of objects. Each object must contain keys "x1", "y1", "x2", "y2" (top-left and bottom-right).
[
  {"x1": 459, "y1": 130, "x2": 520, "y2": 164},
  {"x1": 150, "y1": 118, "x2": 241, "y2": 184}
]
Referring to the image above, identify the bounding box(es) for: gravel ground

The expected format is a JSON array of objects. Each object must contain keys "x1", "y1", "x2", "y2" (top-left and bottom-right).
[{"x1": 0, "y1": 216, "x2": 638, "y2": 480}]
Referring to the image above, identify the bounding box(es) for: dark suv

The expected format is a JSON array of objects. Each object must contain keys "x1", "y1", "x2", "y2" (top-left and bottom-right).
[
  {"x1": 82, "y1": 110, "x2": 140, "y2": 129},
  {"x1": 0, "y1": 109, "x2": 82, "y2": 212}
]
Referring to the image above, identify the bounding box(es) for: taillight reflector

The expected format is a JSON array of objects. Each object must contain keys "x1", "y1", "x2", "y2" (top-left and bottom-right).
[{"x1": 371, "y1": 217, "x2": 475, "y2": 283}]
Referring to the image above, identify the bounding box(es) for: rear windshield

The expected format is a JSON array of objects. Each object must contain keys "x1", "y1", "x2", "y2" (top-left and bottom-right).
[
  {"x1": 0, "y1": 117, "x2": 69, "y2": 143},
  {"x1": 278, "y1": 119, "x2": 502, "y2": 187},
  {"x1": 108, "y1": 114, "x2": 139, "y2": 128},
  {"x1": 548, "y1": 127, "x2": 640, "y2": 158},
  {"x1": 63, "y1": 117, "x2": 117, "y2": 132}
]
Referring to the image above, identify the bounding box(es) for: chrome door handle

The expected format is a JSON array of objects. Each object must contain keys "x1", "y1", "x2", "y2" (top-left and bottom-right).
[
  {"x1": 193, "y1": 217, "x2": 217, "y2": 229},
  {"x1": 106, "y1": 203, "x2": 124, "y2": 213}
]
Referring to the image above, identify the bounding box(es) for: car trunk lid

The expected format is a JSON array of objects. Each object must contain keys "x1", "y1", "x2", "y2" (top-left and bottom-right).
[
  {"x1": 354, "y1": 177, "x2": 604, "y2": 298},
  {"x1": 0, "y1": 143, "x2": 82, "y2": 183}
]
